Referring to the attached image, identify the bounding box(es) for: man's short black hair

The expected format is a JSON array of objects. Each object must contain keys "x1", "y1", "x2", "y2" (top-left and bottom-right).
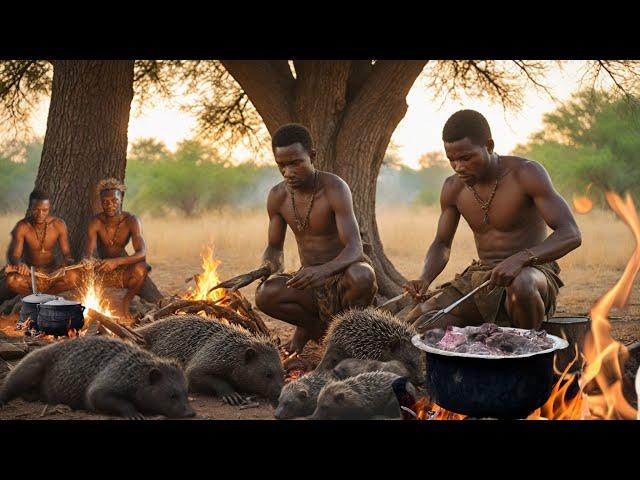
[
  {"x1": 28, "y1": 189, "x2": 50, "y2": 206},
  {"x1": 442, "y1": 109, "x2": 492, "y2": 146},
  {"x1": 271, "y1": 123, "x2": 314, "y2": 153}
]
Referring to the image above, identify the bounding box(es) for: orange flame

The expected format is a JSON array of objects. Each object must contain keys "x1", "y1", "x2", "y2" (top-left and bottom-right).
[
  {"x1": 573, "y1": 195, "x2": 593, "y2": 214},
  {"x1": 573, "y1": 184, "x2": 594, "y2": 214},
  {"x1": 285, "y1": 369, "x2": 305, "y2": 383},
  {"x1": 185, "y1": 244, "x2": 226, "y2": 302},
  {"x1": 528, "y1": 348, "x2": 586, "y2": 420},
  {"x1": 80, "y1": 273, "x2": 113, "y2": 318},
  {"x1": 581, "y1": 192, "x2": 639, "y2": 419},
  {"x1": 411, "y1": 190, "x2": 640, "y2": 422},
  {"x1": 413, "y1": 397, "x2": 466, "y2": 420}
]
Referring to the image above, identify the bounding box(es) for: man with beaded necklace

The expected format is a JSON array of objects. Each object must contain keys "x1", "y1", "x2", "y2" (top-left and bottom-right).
[
  {"x1": 3, "y1": 189, "x2": 80, "y2": 296},
  {"x1": 83, "y1": 178, "x2": 150, "y2": 319},
  {"x1": 405, "y1": 110, "x2": 582, "y2": 332},
  {"x1": 254, "y1": 124, "x2": 378, "y2": 354}
]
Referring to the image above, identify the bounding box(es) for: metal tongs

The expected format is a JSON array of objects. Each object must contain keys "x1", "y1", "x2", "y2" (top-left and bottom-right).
[
  {"x1": 30, "y1": 265, "x2": 38, "y2": 294},
  {"x1": 413, "y1": 279, "x2": 491, "y2": 331}
]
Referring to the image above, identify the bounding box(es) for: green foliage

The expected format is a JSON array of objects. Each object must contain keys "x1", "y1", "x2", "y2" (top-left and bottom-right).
[
  {"x1": 124, "y1": 139, "x2": 280, "y2": 216},
  {"x1": 0, "y1": 138, "x2": 282, "y2": 216},
  {"x1": 514, "y1": 89, "x2": 640, "y2": 202},
  {"x1": 0, "y1": 141, "x2": 41, "y2": 213}
]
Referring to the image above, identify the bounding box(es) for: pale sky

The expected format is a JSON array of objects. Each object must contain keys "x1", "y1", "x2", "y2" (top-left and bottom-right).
[{"x1": 28, "y1": 61, "x2": 598, "y2": 169}]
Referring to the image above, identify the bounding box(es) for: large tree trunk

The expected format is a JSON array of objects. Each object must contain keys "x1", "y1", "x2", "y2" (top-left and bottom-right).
[
  {"x1": 37, "y1": 60, "x2": 134, "y2": 258},
  {"x1": 35, "y1": 60, "x2": 163, "y2": 303},
  {"x1": 223, "y1": 60, "x2": 427, "y2": 297}
]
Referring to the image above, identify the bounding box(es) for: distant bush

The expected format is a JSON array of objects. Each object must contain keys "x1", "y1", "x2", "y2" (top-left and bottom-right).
[{"x1": 514, "y1": 89, "x2": 640, "y2": 204}]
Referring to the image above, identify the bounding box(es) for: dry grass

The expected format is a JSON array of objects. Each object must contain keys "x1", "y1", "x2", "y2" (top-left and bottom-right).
[{"x1": 1, "y1": 206, "x2": 638, "y2": 314}]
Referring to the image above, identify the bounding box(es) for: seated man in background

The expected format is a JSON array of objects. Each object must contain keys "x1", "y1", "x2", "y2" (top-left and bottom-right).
[
  {"x1": 4, "y1": 189, "x2": 80, "y2": 296},
  {"x1": 84, "y1": 178, "x2": 150, "y2": 318}
]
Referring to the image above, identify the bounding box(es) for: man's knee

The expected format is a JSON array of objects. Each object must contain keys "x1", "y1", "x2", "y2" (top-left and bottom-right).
[
  {"x1": 6, "y1": 273, "x2": 24, "y2": 293},
  {"x1": 65, "y1": 270, "x2": 81, "y2": 288},
  {"x1": 507, "y1": 270, "x2": 546, "y2": 305},
  {"x1": 128, "y1": 262, "x2": 149, "y2": 284},
  {"x1": 344, "y1": 263, "x2": 377, "y2": 295},
  {"x1": 135, "y1": 261, "x2": 150, "y2": 277},
  {"x1": 255, "y1": 277, "x2": 286, "y2": 312}
]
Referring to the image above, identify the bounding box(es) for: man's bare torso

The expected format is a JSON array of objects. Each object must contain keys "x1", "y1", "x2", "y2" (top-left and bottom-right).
[
  {"x1": 14, "y1": 217, "x2": 65, "y2": 269},
  {"x1": 90, "y1": 212, "x2": 135, "y2": 259},
  {"x1": 446, "y1": 156, "x2": 548, "y2": 266},
  {"x1": 273, "y1": 172, "x2": 344, "y2": 267}
]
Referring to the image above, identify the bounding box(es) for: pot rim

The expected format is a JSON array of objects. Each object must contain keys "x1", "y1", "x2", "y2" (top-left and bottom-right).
[
  {"x1": 22, "y1": 294, "x2": 60, "y2": 304},
  {"x1": 544, "y1": 316, "x2": 591, "y2": 324},
  {"x1": 39, "y1": 300, "x2": 83, "y2": 307},
  {"x1": 411, "y1": 327, "x2": 569, "y2": 360}
]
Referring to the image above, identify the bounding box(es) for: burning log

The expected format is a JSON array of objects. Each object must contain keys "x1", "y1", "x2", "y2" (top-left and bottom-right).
[
  {"x1": 141, "y1": 299, "x2": 270, "y2": 335},
  {"x1": 85, "y1": 308, "x2": 146, "y2": 346},
  {"x1": 140, "y1": 299, "x2": 197, "y2": 323},
  {"x1": 225, "y1": 291, "x2": 270, "y2": 335},
  {"x1": 138, "y1": 297, "x2": 270, "y2": 336},
  {"x1": 136, "y1": 244, "x2": 272, "y2": 338}
]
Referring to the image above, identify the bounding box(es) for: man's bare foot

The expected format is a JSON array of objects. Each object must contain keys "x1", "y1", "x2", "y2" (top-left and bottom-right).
[{"x1": 283, "y1": 326, "x2": 312, "y2": 355}]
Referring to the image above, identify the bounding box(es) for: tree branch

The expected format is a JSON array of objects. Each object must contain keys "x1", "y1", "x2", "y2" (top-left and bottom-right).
[
  {"x1": 346, "y1": 60, "x2": 373, "y2": 102},
  {"x1": 221, "y1": 60, "x2": 295, "y2": 133},
  {"x1": 269, "y1": 60, "x2": 295, "y2": 85},
  {"x1": 292, "y1": 61, "x2": 352, "y2": 167},
  {"x1": 0, "y1": 60, "x2": 52, "y2": 130},
  {"x1": 337, "y1": 60, "x2": 427, "y2": 173}
]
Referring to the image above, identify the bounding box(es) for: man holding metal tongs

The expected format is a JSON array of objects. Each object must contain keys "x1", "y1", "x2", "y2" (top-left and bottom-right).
[{"x1": 402, "y1": 110, "x2": 582, "y2": 333}]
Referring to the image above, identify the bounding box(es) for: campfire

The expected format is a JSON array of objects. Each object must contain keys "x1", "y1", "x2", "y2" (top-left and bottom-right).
[
  {"x1": 184, "y1": 245, "x2": 226, "y2": 303},
  {"x1": 410, "y1": 191, "x2": 639, "y2": 420},
  {"x1": 80, "y1": 273, "x2": 114, "y2": 318},
  {"x1": 137, "y1": 244, "x2": 270, "y2": 336}
]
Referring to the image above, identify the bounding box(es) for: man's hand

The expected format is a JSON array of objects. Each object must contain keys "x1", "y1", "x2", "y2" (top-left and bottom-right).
[
  {"x1": 96, "y1": 258, "x2": 121, "y2": 273},
  {"x1": 286, "y1": 265, "x2": 331, "y2": 290},
  {"x1": 488, "y1": 251, "x2": 529, "y2": 289},
  {"x1": 403, "y1": 278, "x2": 430, "y2": 300},
  {"x1": 81, "y1": 258, "x2": 95, "y2": 270},
  {"x1": 7, "y1": 263, "x2": 31, "y2": 276}
]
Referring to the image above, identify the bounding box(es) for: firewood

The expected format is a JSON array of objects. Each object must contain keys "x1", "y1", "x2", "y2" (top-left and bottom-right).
[
  {"x1": 82, "y1": 317, "x2": 101, "y2": 336},
  {"x1": 137, "y1": 292, "x2": 272, "y2": 337},
  {"x1": 145, "y1": 299, "x2": 196, "y2": 320},
  {"x1": 201, "y1": 305, "x2": 259, "y2": 333},
  {"x1": 85, "y1": 309, "x2": 146, "y2": 346}
]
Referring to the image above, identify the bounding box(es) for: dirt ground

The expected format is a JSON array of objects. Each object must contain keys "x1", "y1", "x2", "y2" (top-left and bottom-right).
[
  {"x1": 1, "y1": 207, "x2": 639, "y2": 420},
  {"x1": 1, "y1": 272, "x2": 639, "y2": 420}
]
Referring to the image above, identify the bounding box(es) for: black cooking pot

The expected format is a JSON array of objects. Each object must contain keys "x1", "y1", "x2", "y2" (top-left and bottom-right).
[
  {"x1": 19, "y1": 293, "x2": 59, "y2": 329},
  {"x1": 542, "y1": 316, "x2": 591, "y2": 374},
  {"x1": 37, "y1": 299, "x2": 85, "y2": 336},
  {"x1": 412, "y1": 328, "x2": 569, "y2": 419}
]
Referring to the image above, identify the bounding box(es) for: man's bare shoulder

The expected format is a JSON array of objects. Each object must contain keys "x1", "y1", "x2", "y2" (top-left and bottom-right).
[
  {"x1": 123, "y1": 212, "x2": 140, "y2": 225},
  {"x1": 13, "y1": 219, "x2": 30, "y2": 233},
  {"x1": 268, "y1": 181, "x2": 288, "y2": 202},
  {"x1": 441, "y1": 174, "x2": 464, "y2": 204},
  {"x1": 319, "y1": 171, "x2": 351, "y2": 194},
  {"x1": 267, "y1": 182, "x2": 288, "y2": 215},
  {"x1": 87, "y1": 214, "x2": 103, "y2": 227},
  {"x1": 501, "y1": 155, "x2": 546, "y2": 179},
  {"x1": 503, "y1": 156, "x2": 554, "y2": 193},
  {"x1": 50, "y1": 217, "x2": 68, "y2": 231}
]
